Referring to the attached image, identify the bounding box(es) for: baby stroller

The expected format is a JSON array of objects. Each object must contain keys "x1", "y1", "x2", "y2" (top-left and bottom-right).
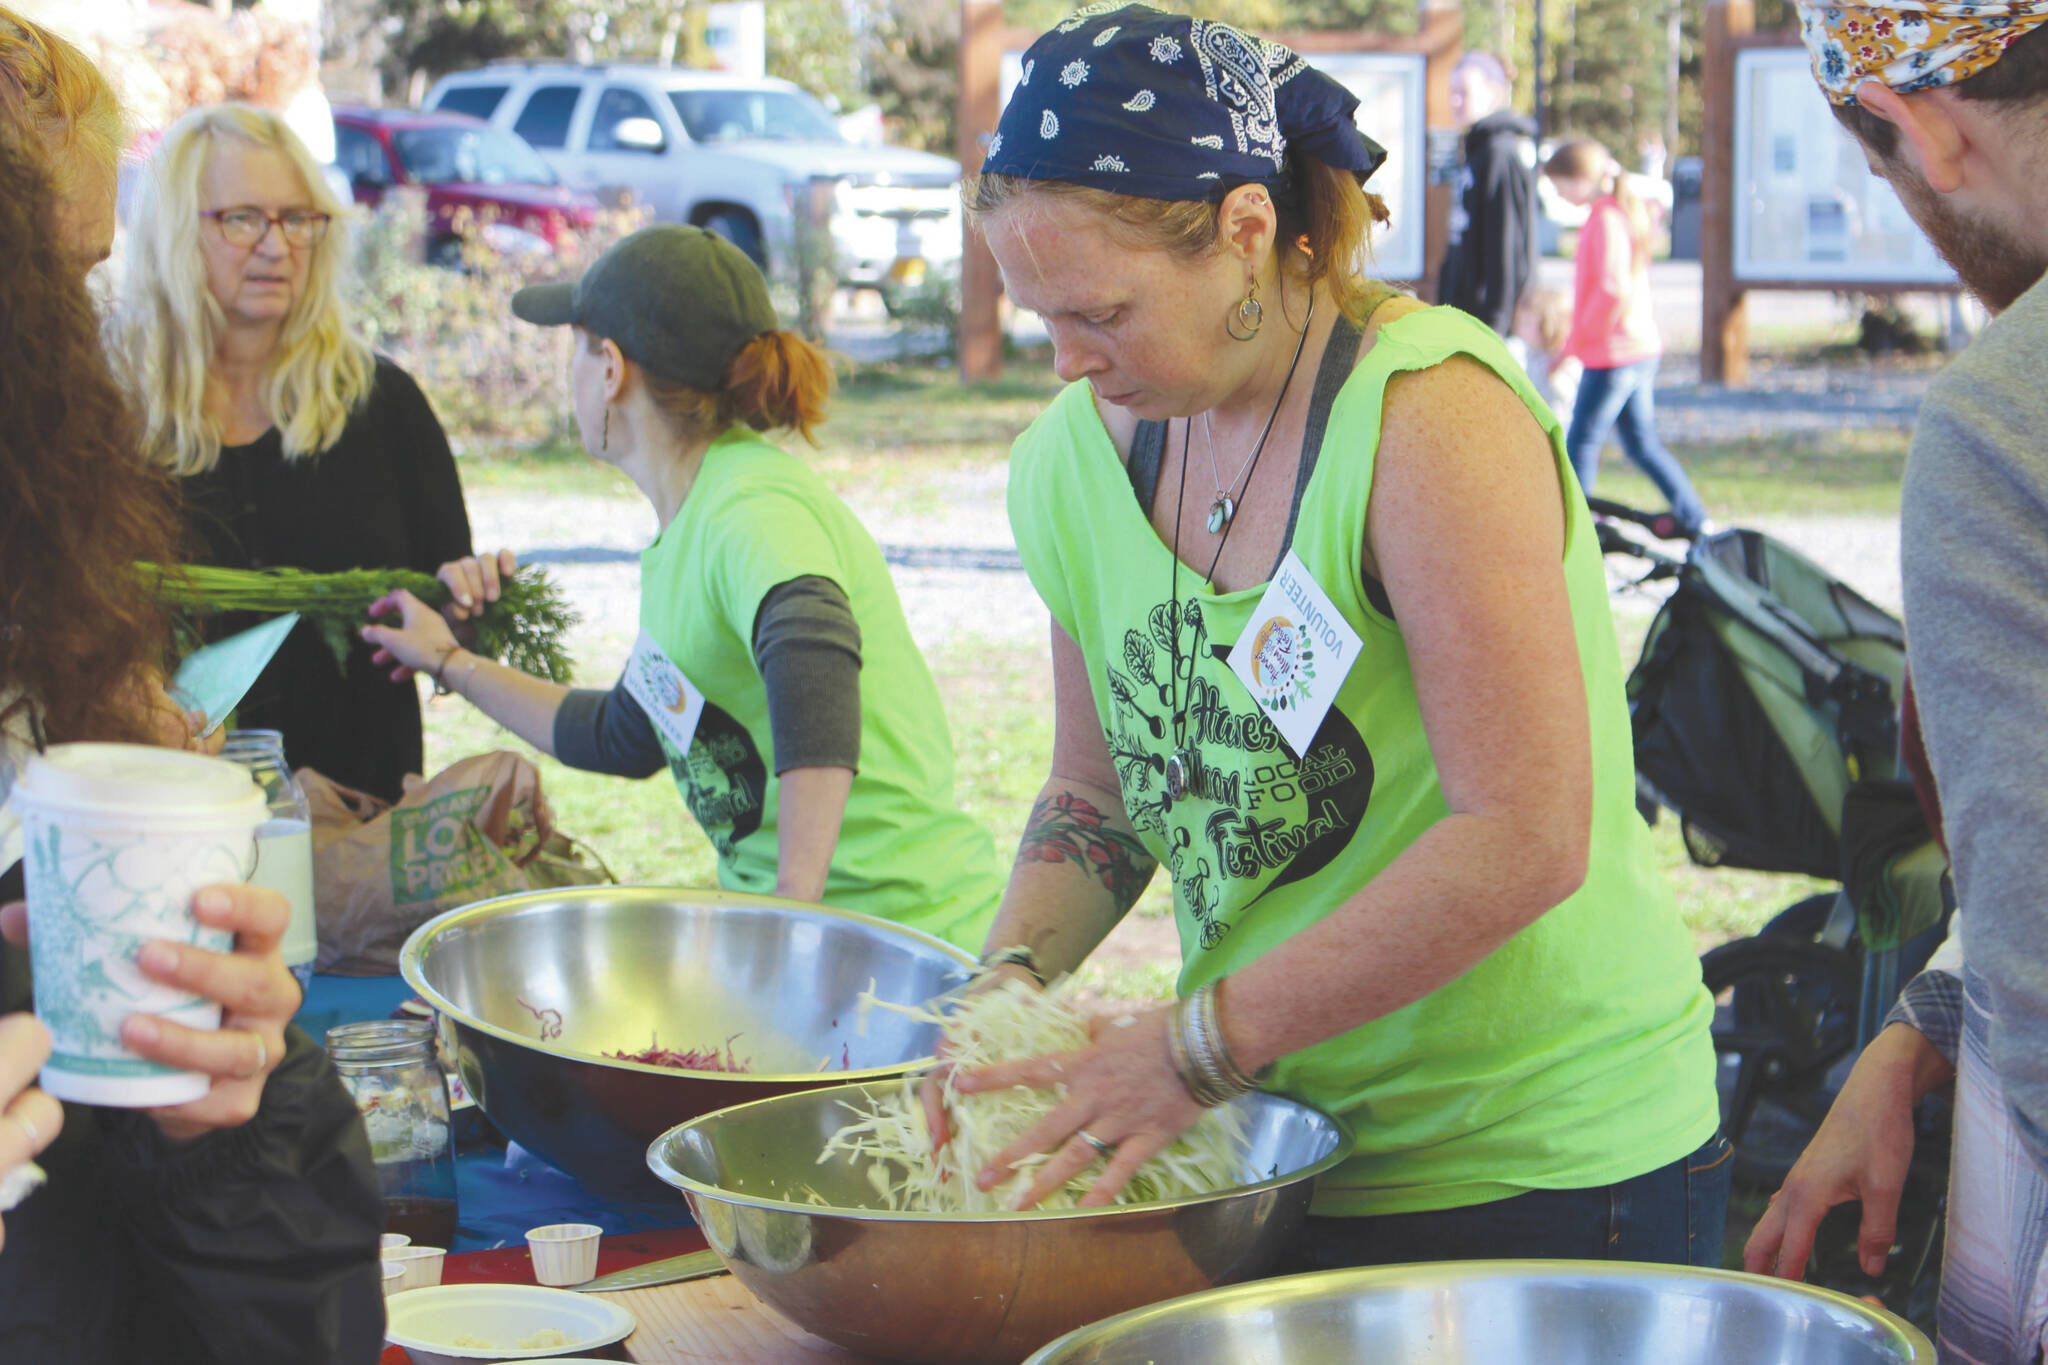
[{"x1": 1593, "y1": 499, "x2": 1951, "y2": 1319}]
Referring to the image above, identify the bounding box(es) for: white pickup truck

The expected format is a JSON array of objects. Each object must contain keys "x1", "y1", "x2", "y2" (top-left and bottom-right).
[{"x1": 423, "y1": 63, "x2": 961, "y2": 302}]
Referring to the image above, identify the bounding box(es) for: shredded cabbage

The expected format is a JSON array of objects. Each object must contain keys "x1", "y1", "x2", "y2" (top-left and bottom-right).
[{"x1": 821, "y1": 976, "x2": 1245, "y2": 1212}]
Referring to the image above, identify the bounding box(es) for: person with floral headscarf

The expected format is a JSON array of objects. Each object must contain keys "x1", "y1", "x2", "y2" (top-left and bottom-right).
[
  {"x1": 929, "y1": 3, "x2": 1725, "y2": 1270},
  {"x1": 1742, "y1": 9, "x2": 2048, "y2": 1358}
]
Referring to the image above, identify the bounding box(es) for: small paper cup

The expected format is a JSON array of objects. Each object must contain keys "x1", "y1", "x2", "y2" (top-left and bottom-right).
[
  {"x1": 14, "y1": 745, "x2": 265, "y2": 1107},
  {"x1": 386, "y1": 1244, "x2": 447, "y2": 1293},
  {"x1": 381, "y1": 1261, "x2": 407, "y2": 1297},
  {"x1": 526, "y1": 1223, "x2": 602, "y2": 1286},
  {"x1": 381, "y1": 1232, "x2": 411, "y2": 1252}
]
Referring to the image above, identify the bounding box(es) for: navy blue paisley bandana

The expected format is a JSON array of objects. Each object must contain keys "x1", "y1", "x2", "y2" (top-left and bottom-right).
[{"x1": 982, "y1": 3, "x2": 1387, "y2": 201}]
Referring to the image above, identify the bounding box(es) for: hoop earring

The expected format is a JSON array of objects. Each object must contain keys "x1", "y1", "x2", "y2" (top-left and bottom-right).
[
  {"x1": 1225, "y1": 281, "x2": 1264, "y2": 342},
  {"x1": 600, "y1": 404, "x2": 609, "y2": 453}
]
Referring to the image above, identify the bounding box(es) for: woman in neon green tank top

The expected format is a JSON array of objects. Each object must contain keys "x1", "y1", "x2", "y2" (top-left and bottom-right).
[
  {"x1": 935, "y1": 4, "x2": 1726, "y2": 1271},
  {"x1": 358, "y1": 226, "x2": 1003, "y2": 950}
]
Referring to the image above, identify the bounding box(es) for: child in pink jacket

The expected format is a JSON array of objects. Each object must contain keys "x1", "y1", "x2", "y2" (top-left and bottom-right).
[{"x1": 1544, "y1": 139, "x2": 1708, "y2": 535}]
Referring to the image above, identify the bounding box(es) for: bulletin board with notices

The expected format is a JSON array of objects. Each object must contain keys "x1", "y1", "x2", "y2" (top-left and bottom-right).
[{"x1": 1733, "y1": 46, "x2": 1956, "y2": 286}]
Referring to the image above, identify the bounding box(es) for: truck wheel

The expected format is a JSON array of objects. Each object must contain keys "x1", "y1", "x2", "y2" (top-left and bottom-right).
[{"x1": 699, "y1": 210, "x2": 765, "y2": 267}]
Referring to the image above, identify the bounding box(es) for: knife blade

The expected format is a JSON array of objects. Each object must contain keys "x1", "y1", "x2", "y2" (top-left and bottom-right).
[{"x1": 570, "y1": 1248, "x2": 728, "y2": 1293}]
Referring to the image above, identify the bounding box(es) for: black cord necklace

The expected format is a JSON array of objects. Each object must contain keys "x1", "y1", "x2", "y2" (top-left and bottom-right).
[{"x1": 1163, "y1": 290, "x2": 1316, "y2": 807}]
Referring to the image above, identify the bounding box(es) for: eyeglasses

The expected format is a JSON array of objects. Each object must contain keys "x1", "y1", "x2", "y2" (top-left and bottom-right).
[{"x1": 201, "y1": 207, "x2": 332, "y2": 249}]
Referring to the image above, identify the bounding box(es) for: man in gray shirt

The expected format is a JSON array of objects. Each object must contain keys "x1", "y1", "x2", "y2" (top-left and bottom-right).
[{"x1": 1756, "y1": 9, "x2": 2048, "y2": 1358}]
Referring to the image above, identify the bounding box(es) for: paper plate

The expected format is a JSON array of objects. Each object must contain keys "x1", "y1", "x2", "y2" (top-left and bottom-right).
[{"x1": 384, "y1": 1282, "x2": 635, "y2": 1364}]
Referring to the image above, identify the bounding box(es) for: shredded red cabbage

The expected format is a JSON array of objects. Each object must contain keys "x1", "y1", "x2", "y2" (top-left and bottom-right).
[{"x1": 603, "y1": 1033, "x2": 750, "y2": 1073}]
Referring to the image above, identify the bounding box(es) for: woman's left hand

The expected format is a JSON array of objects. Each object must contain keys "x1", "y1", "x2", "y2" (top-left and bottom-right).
[
  {"x1": 957, "y1": 1002, "x2": 1206, "y2": 1209},
  {"x1": 435, "y1": 548, "x2": 517, "y2": 625},
  {"x1": 1, "y1": 885, "x2": 297, "y2": 1142},
  {"x1": 363, "y1": 589, "x2": 460, "y2": 683}
]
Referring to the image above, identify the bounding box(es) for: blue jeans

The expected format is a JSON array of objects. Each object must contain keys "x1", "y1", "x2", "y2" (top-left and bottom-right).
[
  {"x1": 1277, "y1": 1133, "x2": 1734, "y2": 1272},
  {"x1": 1566, "y1": 357, "x2": 1708, "y2": 535}
]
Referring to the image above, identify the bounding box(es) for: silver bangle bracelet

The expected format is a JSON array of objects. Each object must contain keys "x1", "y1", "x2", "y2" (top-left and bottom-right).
[{"x1": 1173, "y1": 981, "x2": 1262, "y2": 1108}]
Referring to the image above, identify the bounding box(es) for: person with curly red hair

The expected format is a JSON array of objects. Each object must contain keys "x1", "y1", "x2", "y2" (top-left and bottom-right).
[{"x1": 0, "y1": 14, "x2": 385, "y2": 1360}]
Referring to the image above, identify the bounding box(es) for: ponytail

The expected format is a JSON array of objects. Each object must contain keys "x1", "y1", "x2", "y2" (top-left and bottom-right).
[
  {"x1": 1607, "y1": 166, "x2": 1651, "y2": 273},
  {"x1": 637, "y1": 329, "x2": 835, "y2": 445},
  {"x1": 1544, "y1": 137, "x2": 1649, "y2": 271}
]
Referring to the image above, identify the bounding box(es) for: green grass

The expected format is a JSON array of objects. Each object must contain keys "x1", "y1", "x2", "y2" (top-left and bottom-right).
[
  {"x1": 450, "y1": 356, "x2": 1067, "y2": 498},
  {"x1": 1592, "y1": 427, "x2": 1909, "y2": 520}
]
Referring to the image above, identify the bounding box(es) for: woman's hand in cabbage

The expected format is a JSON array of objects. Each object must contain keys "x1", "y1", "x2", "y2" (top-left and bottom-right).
[
  {"x1": 919, "y1": 961, "x2": 1041, "y2": 1157},
  {"x1": 958, "y1": 1001, "x2": 1204, "y2": 1208}
]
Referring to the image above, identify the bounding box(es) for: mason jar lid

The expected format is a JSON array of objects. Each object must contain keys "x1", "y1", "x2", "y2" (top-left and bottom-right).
[
  {"x1": 326, "y1": 1018, "x2": 437, "y2": 1066},
  {"x1": 224, "y1": 729, "x2": 285, "y2": 747},
  {"x1": 220, "y1": 730, "x2": 287, "y2": 760}
]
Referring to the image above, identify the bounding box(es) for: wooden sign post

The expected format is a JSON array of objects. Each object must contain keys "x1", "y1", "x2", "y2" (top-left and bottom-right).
[{"x1": 1701, "y1": 0, "x2": 1754, "y2": 387}]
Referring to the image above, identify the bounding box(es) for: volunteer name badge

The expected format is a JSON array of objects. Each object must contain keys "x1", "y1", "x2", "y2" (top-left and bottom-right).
[
  {"x1": 623, "y1": 629, "x2": 706, "y2": 756},
  {"x1": 1228, "y1": 550, "x2": 1364, "y2": 759}
]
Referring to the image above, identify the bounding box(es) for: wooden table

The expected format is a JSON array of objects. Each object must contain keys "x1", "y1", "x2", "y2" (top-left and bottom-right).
[
  {"x1": 594, "y1": 1274, "x2": 883, "y2": 1363},
  {"x1": 382, "y1": 1229, "x2": 888, "y2": 1364}
]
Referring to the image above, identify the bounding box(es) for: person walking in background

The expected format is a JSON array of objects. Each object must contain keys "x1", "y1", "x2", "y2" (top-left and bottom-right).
[
  {"x1": 1543, "y1": 139, "x2": 1709, "y2": 536},
  {"x1": 1436, "y1": 50, "x2": 1538, "y2": 337}
]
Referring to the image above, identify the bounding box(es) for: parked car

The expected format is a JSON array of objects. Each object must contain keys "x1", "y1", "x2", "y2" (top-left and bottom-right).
[
  {"x1": 332, "y1": 105, "x2": 600, "y2": 265},
  {"x1": 421, "y1": 63, "x2": 961, "y2": 301}
]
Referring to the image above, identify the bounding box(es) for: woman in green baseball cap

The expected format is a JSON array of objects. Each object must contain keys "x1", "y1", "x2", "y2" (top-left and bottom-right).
[{"x1": 362, "y1": 225, "x2": 1003, "y2": 949}]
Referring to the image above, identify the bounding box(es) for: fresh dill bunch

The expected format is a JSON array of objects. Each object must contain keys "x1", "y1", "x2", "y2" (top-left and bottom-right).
[{"x1": 142, "y1": 562, "x2": 579, "y2": 683}]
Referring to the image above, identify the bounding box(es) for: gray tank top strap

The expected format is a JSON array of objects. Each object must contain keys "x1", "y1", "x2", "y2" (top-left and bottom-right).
[
  {"x1": 1124, "y1": 294, "x2": 1386, "y2": 551},
  {"x1": 1128, "y1": 414, "x2": 1169, "y2": 514},
  {"x1": 1272, "y1": 311, "x2": 1365, "y2": 562}
]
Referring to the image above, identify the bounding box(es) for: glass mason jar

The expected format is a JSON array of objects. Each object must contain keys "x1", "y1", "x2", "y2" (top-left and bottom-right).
[
  {"x1": 327, "y1": 1019, "x2": 458, "y2": 1247},
  {"x1": 220, "y1": 730, "x2": 317, "y2": 984}
]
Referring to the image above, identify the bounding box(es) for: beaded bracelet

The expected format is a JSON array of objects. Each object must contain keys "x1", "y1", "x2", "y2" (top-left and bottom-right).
[{"x1": 977, "y1": 945, "x2": 1047, "y2": 987}]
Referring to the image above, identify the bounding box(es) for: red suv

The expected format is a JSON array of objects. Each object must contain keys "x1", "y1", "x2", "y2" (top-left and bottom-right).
[{"x1": 332, "y1": 106, "x2": 599, "y2": 264}]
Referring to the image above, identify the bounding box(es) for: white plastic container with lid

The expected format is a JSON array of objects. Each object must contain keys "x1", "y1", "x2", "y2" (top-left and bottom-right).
[{"x1": 11, "y1": 743, "x2": 266, "y2": 1106}]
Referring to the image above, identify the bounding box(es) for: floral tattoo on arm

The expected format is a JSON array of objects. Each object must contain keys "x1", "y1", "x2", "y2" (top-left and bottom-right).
[{"x1": 1019, "y1": 790, "x2": 1156, "y2": 914}]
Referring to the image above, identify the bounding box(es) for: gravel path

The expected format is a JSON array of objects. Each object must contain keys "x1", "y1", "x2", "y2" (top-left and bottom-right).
[{"x1": 1648, "y1": 355, "x2": 1927, "y2": 446}]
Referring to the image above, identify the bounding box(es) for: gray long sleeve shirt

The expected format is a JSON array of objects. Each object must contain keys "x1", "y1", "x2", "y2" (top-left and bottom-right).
[{"x1": 1900, "y1": 270, "x2": 2048, "y2": 1176}]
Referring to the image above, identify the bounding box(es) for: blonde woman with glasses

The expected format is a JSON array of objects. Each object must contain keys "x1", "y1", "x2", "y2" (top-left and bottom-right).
[{"x1": 110, "y1": 103, "x2": 493, "y2": 802}]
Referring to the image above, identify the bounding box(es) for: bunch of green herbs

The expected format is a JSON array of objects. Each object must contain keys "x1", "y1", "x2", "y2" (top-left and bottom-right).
[{"x1": 143, "y1": 562, "x2": 578, "y2": 683}]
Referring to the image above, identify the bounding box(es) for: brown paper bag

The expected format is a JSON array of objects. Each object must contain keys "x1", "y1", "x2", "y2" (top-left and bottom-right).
[{"x1": 305, "y1": 750, "x2": 610, "y2": 975}]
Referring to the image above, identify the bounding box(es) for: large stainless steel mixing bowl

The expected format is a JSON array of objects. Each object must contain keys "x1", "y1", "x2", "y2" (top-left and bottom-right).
[
  {"x1": 398, "y1": 886, "x2": 974, "y2": 1200},
  {"x1": 646, "y1": 1083, "x2": 1351, "y2": 1365},
  {"x1": 1023, "y1": 1260, "x2": 1935, "y2": 1363}
]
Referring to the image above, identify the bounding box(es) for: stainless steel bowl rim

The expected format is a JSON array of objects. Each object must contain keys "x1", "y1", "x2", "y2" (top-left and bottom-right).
[
  {"x1": 1020, "y1": 1258, "x2": 1936, "y2": 1362},
  {"x1": 646, "y1": 1079, "x2": 1356, "y2": 1223},
  {"x1": 397, "y1": 885, "x2": 977, "y2": 1083}
]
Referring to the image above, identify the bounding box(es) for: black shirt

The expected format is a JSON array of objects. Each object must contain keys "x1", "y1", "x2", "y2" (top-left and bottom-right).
[
  {"x1": 1436, "y1": 110, "x2": 1540, "y2": 337},
  {"x1": 181, "y1": 358, "x2": 474, "y2": 801},
  {"x1": 0, "y1": 866, "x2": 386, "y2": 1364}
]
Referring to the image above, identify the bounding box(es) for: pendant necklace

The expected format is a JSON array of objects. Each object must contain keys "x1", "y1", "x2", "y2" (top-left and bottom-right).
[
  {"x1": 1164, "y1": 292, "x2": 1316, "y2": 805},
  {"x1": 1198, "y1": 295, "x2": 1311, "y2": 535}
]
